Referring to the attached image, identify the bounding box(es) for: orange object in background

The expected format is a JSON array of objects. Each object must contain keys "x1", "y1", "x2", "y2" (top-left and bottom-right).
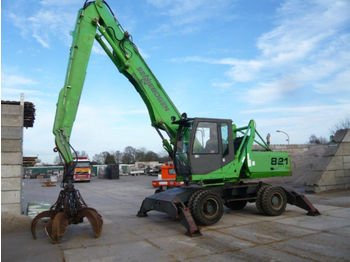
[
  {"x1": 152, "y1": 162, "x2": 184, "y2": 188},
  {"x1": 73, "y1": 157, "x2": 91, "y2": 182}
]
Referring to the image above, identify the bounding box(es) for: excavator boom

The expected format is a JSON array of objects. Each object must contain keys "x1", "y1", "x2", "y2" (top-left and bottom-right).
[
  {"x1": 34, "y1": 0, "x2": 183, "y2": 244},
  {"x1": 53, "y1": 0, "x2": 180, "y2": 165}
]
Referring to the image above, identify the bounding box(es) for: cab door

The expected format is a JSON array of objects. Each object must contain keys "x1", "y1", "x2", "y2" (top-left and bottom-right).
[
  {"x1": 189, "y1": 119, "x2": 233, "y2": 175},
  {"x1": 219, "y1": 121, "x2": 234, "y2": 169}
]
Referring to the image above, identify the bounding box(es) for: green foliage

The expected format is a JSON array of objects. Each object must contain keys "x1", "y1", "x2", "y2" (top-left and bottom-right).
[{"x1": 104, "y1": 152, "x2": 116, "y2": 164}]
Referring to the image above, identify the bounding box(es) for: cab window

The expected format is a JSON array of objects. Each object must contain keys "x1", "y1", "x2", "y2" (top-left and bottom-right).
[
  {"x1": 193, "y1": 122, "x2": 218, "y2": 154},
  {"x1": 221, "y1": 123, "x2": 229, "y2": 156}
]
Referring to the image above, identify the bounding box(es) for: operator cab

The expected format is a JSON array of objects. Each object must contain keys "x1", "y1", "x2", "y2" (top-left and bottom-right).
[{"x1": 174, "y1": 117, "x2": 234, "y2": 178}]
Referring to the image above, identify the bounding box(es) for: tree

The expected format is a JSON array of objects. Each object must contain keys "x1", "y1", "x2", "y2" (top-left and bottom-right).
[
  {"x1": 114, "y1": 150, "x2": 123, "y2": 163},
  {"x1": 92, "y1": 153, "x2": 105, "y2": 164},
  {"x1": 122, "y1": 146, "x2": 137, "y2": 164},
  {"x1": 135, "y1": 147, "x2": 146, "y2": 161},
  {"x1": 157, "y1": 151, "x2": 171, "y2": 163},
  {"x1": 92, "y1": 147, "x2": 170, "y2": 165},
  {"x1": 309, "y1": 134, "x2": 328, "y2": 144},
  {"x1": 330, "y1": 117, "x2": 350, "y2": 135},
  {"x1": 104, "y1": 152, "x2": 116, "y2": 164},
  {"x1": 144, "y1": 151, "x2": 159, "y2": 161}
]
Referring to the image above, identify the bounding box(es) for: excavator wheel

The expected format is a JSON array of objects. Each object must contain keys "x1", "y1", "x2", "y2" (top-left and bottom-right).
[
  {"x1": 190, "y1": 190, "x2": 224, "y2": 226},
  {"x1": 225, "y1": 200, "x2": 247, "y2": 210},
  {"x1": 187, "y1": 189, "x2": 203, "y2": 212},
  {"x1": 261, "y1": 186, "x2": 287, "y2": 216},
  {"x1": 255, "y1": 184, "x2": 271, "y2": 214}
]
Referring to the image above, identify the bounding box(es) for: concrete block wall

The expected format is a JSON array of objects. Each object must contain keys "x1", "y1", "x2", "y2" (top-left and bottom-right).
[
  {"x1": 253, "y1": 144, "x2": 313, "y2": 156},
  {"x1": 310, "y1": 130, "x2": 350, "y2": 192},
  {"x1": 269, "y1": 144, "x2": 314, "y2": 155},
  {"x1": 1, "y1": 103, "x2": 24, "y2": 214}
]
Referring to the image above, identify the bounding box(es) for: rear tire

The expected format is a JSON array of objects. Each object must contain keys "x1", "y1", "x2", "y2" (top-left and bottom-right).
[
  {"x1": 190, "y1": 190, "x2": 224, "y2": 226},
  {"x1": 261, "y1": 186, "x2": 287, "y2": 216},
  {"x1": 225, "y1": 200, "x2": 247, "y2": 210}
]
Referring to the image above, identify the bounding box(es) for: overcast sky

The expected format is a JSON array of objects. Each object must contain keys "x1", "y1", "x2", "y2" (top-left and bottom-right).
[{"x1": 2, "y1": 0, "x2": 350, "y2": 163}]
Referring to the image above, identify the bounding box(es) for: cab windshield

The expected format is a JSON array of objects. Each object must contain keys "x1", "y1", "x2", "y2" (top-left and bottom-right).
[
  {"x1": 75, "y1": 161, "x2": 90, "y2": 168},
  {"x1": 174, "y1": 120, "x2": 193, "y2": 176}
]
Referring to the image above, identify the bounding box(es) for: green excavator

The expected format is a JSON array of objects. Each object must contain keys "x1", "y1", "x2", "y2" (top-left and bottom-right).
[{"x1": 31, "y1": 0, "x2": 320, "y2": 243}]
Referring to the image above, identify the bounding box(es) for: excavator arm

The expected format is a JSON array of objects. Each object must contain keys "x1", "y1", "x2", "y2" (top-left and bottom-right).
[
  {"x1": 32, "y1": 0, "x2": 183, "y2": 244},
  {"x1": 53, "y1": 0, "x2": 181, "y2": 166}
]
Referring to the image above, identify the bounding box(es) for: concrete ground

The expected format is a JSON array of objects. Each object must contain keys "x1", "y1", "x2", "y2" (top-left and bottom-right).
[{"x1": 2, "y1": 176, "x2": 350, "y2": 262}]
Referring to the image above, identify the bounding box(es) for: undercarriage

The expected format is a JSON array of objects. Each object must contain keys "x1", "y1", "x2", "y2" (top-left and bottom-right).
[{"x1": 137, "y1": 182, "x2": 320, "y2": 235}]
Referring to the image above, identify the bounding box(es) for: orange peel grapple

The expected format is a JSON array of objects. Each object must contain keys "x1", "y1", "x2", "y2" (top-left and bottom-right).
[{"x1": 31, "y1": 177, "x2": 103, "y2": 243}]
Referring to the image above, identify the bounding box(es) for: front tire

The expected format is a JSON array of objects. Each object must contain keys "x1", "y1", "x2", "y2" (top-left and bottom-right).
[{"x1": 190, "y1": 190, "x2": 224, "y2": 226}]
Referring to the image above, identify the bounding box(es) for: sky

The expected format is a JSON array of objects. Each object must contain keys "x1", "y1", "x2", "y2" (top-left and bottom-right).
[{"x1": 2, "y1": 0, "x2": 350, "y2": 163}]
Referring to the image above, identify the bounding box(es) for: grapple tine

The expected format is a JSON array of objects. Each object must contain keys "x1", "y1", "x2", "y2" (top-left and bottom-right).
[
  {"x1": 51, "y1": 212, "x2": 69, "y2": 243},
  {"x1": 31, "y1": 210, "x2": 52, "y2": 239},
  {"x1": 78, "y1": 207, "x2": 103, "y2": 238},
  {"x1": 86, "y1": 207, "x2": 103, "y2": 229},
  {"x1": 45, "y1": 219, "x2": 53, "y2": 242}
]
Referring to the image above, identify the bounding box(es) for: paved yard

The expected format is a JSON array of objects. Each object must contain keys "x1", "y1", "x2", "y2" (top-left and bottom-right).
[{"x1": 2, "y1": 176, "x2": 350, "y2": 262}]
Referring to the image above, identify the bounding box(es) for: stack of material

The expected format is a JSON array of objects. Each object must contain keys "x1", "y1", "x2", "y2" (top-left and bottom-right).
[
  {"x1": 1, "y1": 100, "x2": 36, "y2": 128},
  {"x1": 23, "y1": 156, "x2": 37, "y2": 167},
  {"x1": 23, "y1": 102, "x2": 35, "y2": 128},
  {"x1": 27, "y1": 202, "x2": 51, "y2": 218}
]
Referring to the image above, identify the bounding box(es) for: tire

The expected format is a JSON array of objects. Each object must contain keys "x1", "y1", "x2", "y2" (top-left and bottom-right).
[
  {"x1": 261, "y1": 186, "x2": 287, "y2": 216},
  {"x1": 225, "y1": 200, "x2": 247, "y2": 210},
  {"x1": 154, "y1": 187, "x2": 163, "y2": 194},
  {"x1": 255, "y1": 184, "x2": 271, "y2": 214},
  {"x1": 190, "y1": 190, "x2": 224, "y2": 226},
  {"x1": 188, "y1": 190, "x2": 202, "y2": 211}
]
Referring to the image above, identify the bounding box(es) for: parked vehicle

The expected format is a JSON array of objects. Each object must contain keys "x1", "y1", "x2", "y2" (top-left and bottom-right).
[
  {"x1": 73, "y1": 157, "x2": 91, "y2": 182},
  {"x1": 152, "y1": 162, "x2": 184, "y2": 191}
]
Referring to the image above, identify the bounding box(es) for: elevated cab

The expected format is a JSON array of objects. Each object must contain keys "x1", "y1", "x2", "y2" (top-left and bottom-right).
[{"x1": 174, "y1": 118, "x2": 236, "y2": 183}]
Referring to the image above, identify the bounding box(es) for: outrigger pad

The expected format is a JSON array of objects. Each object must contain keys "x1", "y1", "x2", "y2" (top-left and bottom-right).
[
  {"x1": 137, "y1": 187, "x2": 201, "y2": 236},
  {"x1": 282, "y1": 187, "x2": 321, "y2": 216}
]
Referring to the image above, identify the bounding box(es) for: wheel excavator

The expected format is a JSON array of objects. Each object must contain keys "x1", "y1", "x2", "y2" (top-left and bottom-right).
[{"x1": 31, "y1": 0, "x2": 320, "y2": 243}]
